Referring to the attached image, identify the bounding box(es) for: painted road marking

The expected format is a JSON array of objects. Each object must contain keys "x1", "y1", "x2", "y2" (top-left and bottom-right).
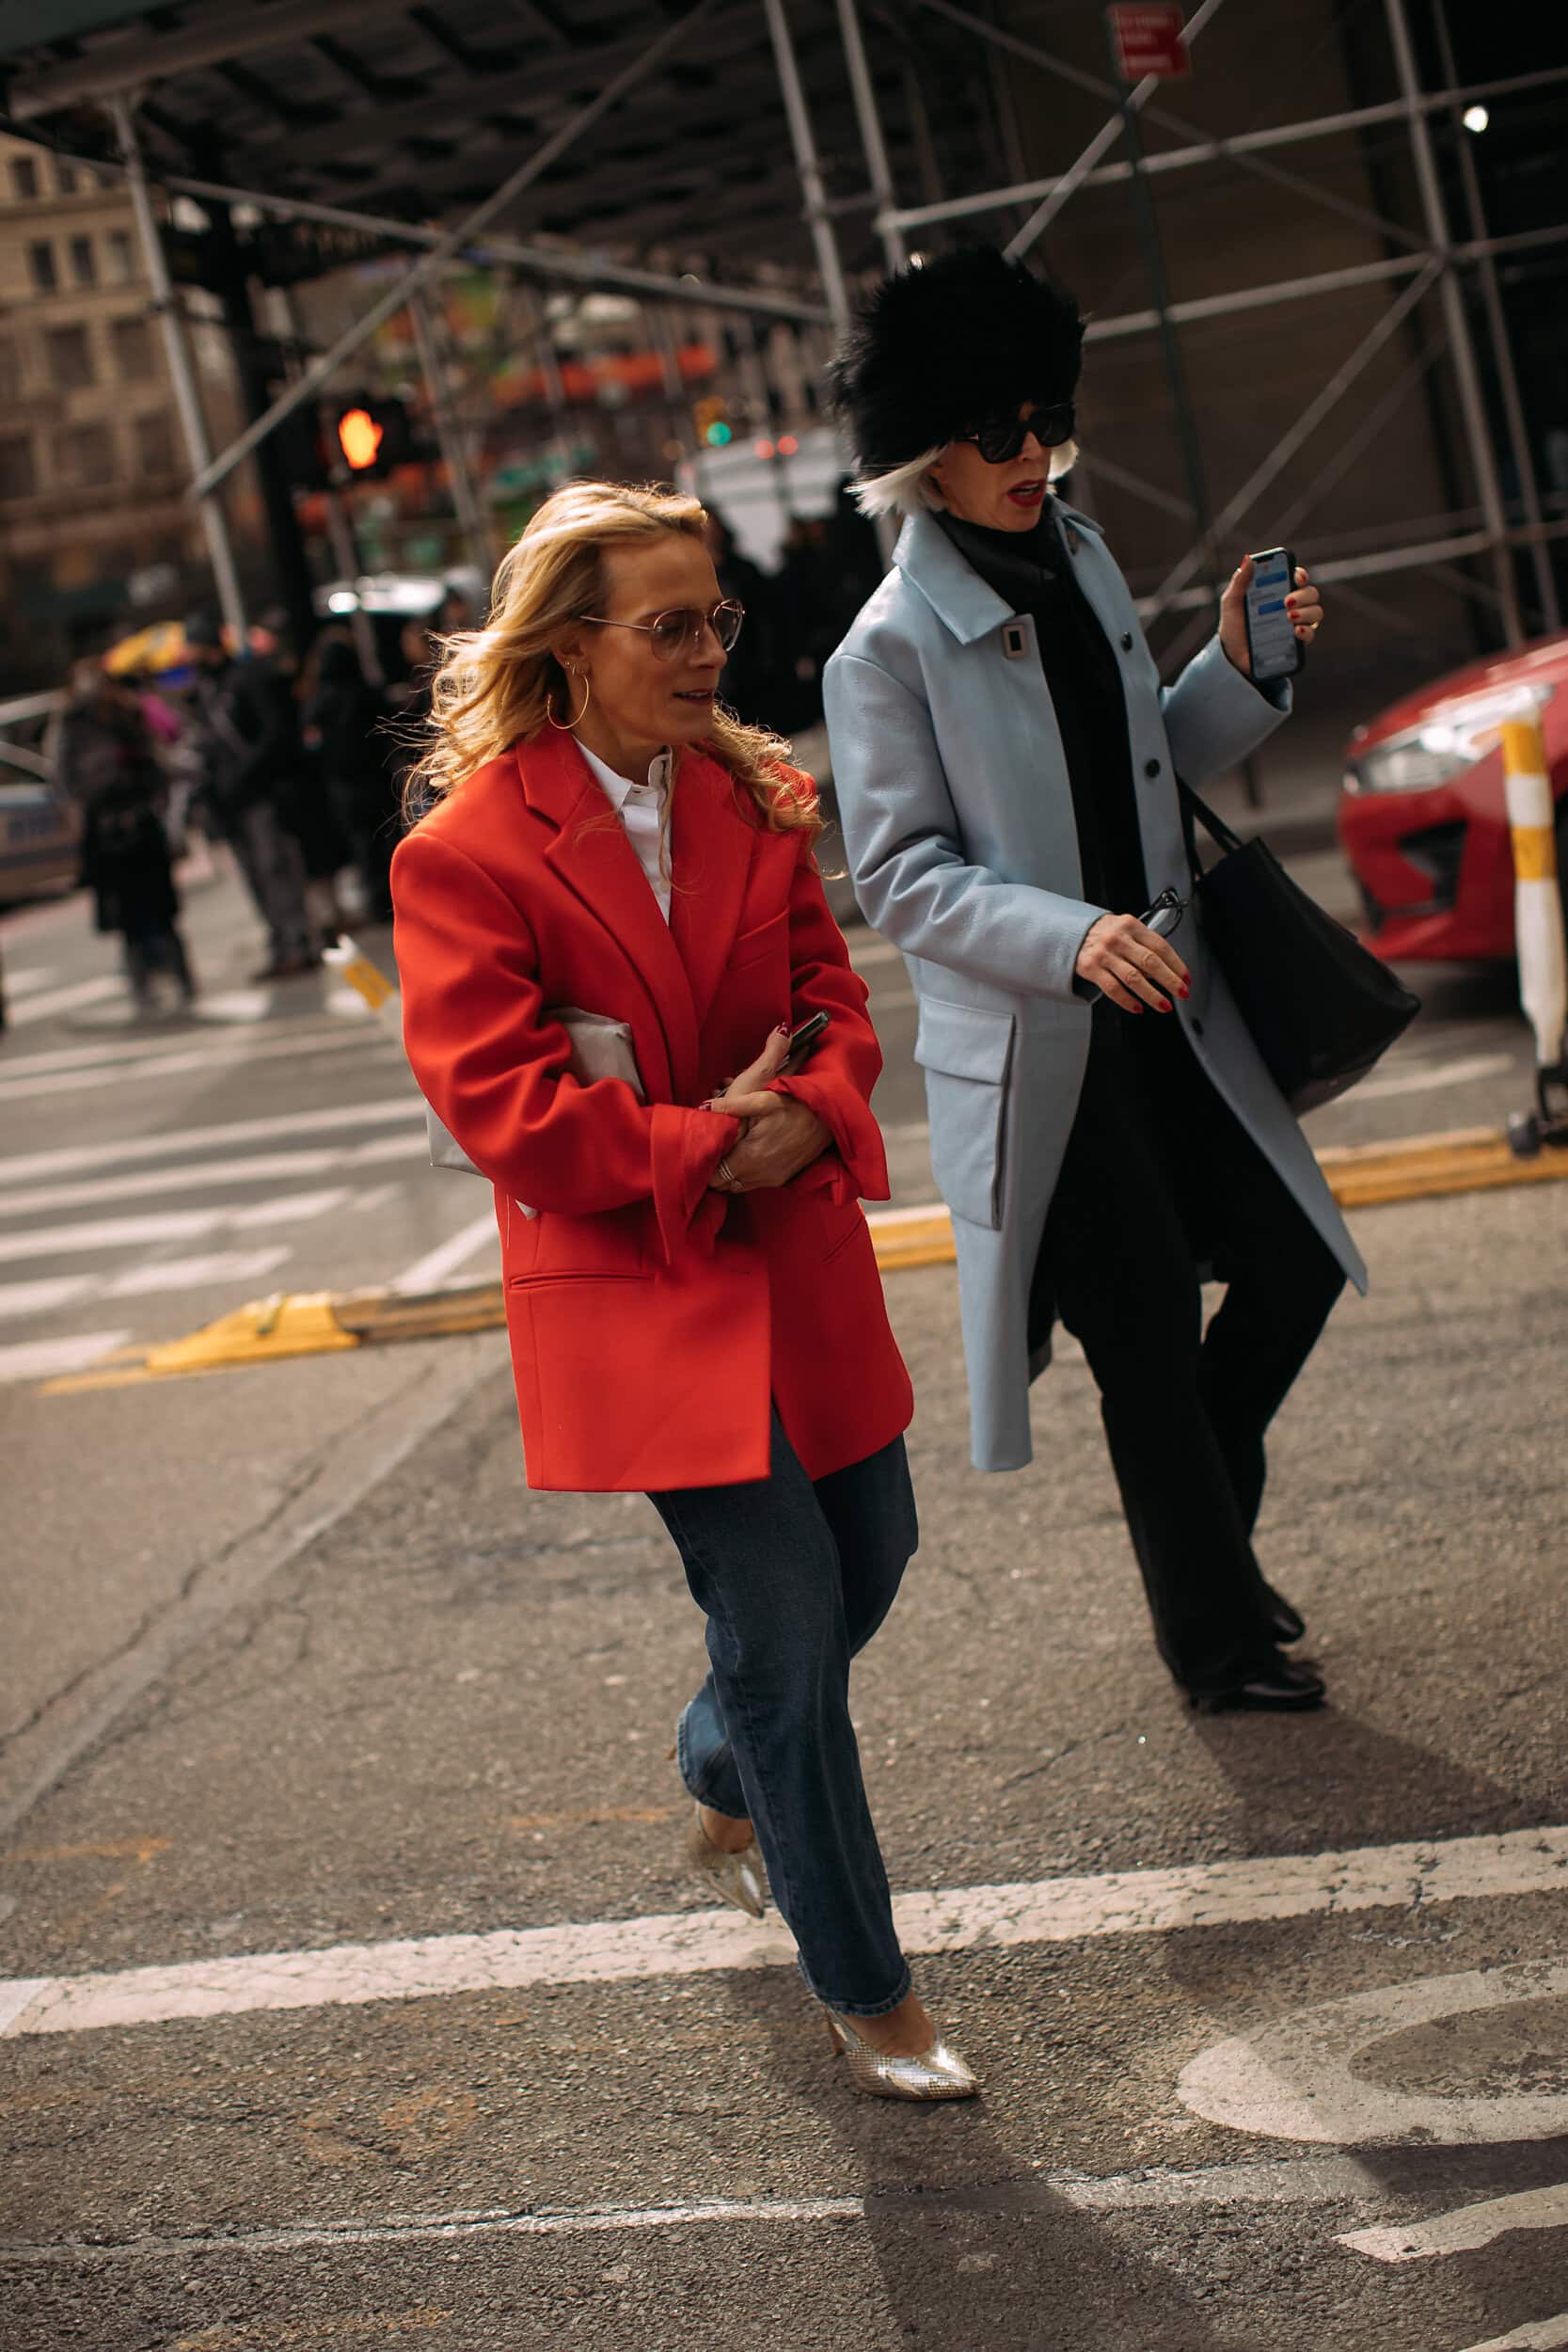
[
  {"x1": 392, "y1": 1211, "x2": 499, "y2": 1294},
  {"x1": 1178, "y1": 1959, "x2": 1568, "y2": 2145},
  {"x1": 1, "y1": 964, "x2": 58, "y2": 998},
  {"x1": 0, "y1": 1328, "x2": 132, "y2": 1386},
  {"x1": 0, "y1": 2160, "x2": 1413, "y2": 2266},
  {"x1": 0, "y1": 1020, "x2": 401, "y2": 1106},
  {"x1": 1, "y1": 976, "x2": 121, "y2": 1026},
  {"x1": 1457, "y1": 2320, "x2": 1568, "y2": 2351},
  {"x1": 0, "y1": 1133, "x2": 421, "y2": 1222},
  {"x1": 4, "y1": 1823, "x2": 1563, "y2": 2041},
  {"x1": 1347, "y1": 1052, "x2": 1515, "y2": 1103},
  {"x1": 0, "y1": 1249, "x2": 293, "y2": 1321},
  {"x1": 0, "y1": 1097, "x2": 420, "y2": 1187},
  {"x1": 0, "y1": 1006, "x2": 376, "y2": 1082},
  {"x1": 1340, "y1": 2184, "x2": 1568, "y2": 2263},
  {"x1": 0, "y1": 1189, "x2": 348, "y2": 1264}
]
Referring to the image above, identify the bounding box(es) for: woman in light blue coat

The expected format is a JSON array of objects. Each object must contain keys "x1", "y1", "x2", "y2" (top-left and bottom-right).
[{"x1": 823, "y1": 248, "x2": 1366, "y2": 1714}]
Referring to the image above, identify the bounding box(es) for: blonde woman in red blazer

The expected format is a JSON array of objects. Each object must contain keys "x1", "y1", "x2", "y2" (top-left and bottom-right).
[{"x1": 392, "y1": 482, "x2": 975, "y2": 2101}]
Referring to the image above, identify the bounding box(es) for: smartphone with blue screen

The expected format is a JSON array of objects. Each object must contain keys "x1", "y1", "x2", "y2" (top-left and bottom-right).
[{"x1": 1243, "y1": 546, "x2": 1304, "y2": 683}]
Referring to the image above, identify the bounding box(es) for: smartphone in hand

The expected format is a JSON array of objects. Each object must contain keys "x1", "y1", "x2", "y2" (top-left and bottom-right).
[
  {"x1": 778, "y1": 1010, "x2": 830, "y2": 1073},
  {"x1": 1244, "y1": 547, "x2": 1305, "y2": 683}
]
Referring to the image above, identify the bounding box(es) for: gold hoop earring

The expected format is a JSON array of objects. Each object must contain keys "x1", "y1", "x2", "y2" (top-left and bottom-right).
[{"x1": 546, "y1": 667, "x2": 591, "y2": 730}]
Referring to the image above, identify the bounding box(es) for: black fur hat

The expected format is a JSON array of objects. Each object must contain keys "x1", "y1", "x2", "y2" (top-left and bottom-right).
[{"x1": 832, "y1": 246, "x2": 1085, "y2": 477}]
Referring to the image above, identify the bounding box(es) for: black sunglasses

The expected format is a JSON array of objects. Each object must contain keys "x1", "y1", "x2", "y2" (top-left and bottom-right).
[{"x1": 958, "y1": 402, "x2": 1076, "y2": 466}]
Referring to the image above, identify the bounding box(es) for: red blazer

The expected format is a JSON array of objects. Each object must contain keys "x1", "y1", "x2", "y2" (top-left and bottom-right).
[{"x1": 391, "y1": 731, "x2": 913, "y2": 1492}]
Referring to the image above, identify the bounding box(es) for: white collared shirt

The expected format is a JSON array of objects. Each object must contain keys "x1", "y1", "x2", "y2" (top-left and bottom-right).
[{"x1": 574, "y1": 737, "x2": 673, "y2": 923}]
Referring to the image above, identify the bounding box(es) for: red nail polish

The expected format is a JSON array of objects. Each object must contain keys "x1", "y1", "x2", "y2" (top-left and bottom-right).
[
  {"x1": 774, "y1": 1021, "x2": 790, "y2": 1036},
  {"x1": 1179, "y1": 983, "x2": 1191, "y2": 999}
]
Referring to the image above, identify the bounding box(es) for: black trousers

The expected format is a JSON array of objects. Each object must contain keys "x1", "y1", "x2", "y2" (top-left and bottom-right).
[{"x1": 1031, "y1": 1003, "x2": 1345, "y2": 1694}]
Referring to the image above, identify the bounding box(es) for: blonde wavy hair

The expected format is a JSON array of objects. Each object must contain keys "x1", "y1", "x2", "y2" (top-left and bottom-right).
[{"x1": 404, "y1": 479, "x2": 817, "y2": 841}]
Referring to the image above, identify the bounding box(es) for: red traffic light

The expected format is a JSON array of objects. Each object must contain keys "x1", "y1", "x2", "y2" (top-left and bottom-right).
[{"x1": 336, "y1": 406, "x2": 385, "y2": 471}]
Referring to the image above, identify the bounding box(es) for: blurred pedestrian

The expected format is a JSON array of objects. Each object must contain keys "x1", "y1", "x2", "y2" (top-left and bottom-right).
[
  {"x1": 703, "y1": 506, "x2": 779, "y2": 729},
  {"x1": 769, "y1": 513, "x2": 831, "y2": 730},
  {"x1": 393, "y1": 480, "x2": 975, "y2": 2100},
  {"x1": 55, "y1": 658, "x2": 194, "y2": 1011},
  {"x1": 305, "y1": 635, "x2": 399, "y2": 925},
  {"x1": 825, "y1": 246, "x2": 1358, "y2": 1715},
  {"x1": 386, "y1": 617, "x2": 438, "y2": 834},
  {"x1": 183, "y1": 612, "x2": 319, "y2": 980}
]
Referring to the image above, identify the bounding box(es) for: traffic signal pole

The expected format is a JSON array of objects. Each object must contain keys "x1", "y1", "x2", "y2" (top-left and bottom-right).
[{"x1": 320, "y1": 478, "x2": 384, "y2": 685}]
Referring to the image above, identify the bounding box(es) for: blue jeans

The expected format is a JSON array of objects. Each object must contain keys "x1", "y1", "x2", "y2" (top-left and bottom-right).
[{"x1": 649, "y1": 1415, "x2": 917, "y2": 2017}]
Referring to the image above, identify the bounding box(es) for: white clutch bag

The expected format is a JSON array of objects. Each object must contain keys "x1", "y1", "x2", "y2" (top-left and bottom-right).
[{"x1": 424, "y1": 1007, "x2": 644, "y2": 1217}]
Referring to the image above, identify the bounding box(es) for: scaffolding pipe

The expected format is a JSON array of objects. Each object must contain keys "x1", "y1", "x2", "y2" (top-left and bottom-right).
[
  {"x1": 1081, "y1": 222, "x2": 1568, "y2": 342},
  {"x1": 407, "y1": 285, "x2": 493, "y2": 580},
  {"x1": 835, "y1": 0, "x2": 906, "y2": 274},
  {"x1": 762, "y1": 0, "x2": 852, "y2": 332},
  {"x1": 1143, "y1": 259, "x2": 1443, "y2": 624},
  {"x1": 186, "y1": 0, "x2": 721, "y2": 502},
  {"x1": 886, "y1": 64, "x2": 1568, "y2": 235},
  {"x1": 1432, "y1": 1, "x2": 1560, "y2": 634},
  {"x1": 1006, "y1": 0, "x2": 1230, "y2": 261},
  {"x1": 1384, "y1": 0, "x2": 1521, "y2": 645},
  {"x1": 155, "y1": 168, "x2": 829, "y2": 326},
  {"x1": 110, "y1": 94, "x2": 247, "y2": 644}
]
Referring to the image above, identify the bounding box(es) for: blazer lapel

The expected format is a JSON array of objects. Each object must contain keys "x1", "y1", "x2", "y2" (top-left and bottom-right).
[
  {"x1": 521, "y1": 732, "x2": 699, "y2": 1104},
  {"x1": 669, "y1": 752, "x2": 759, "y2": 1034}
]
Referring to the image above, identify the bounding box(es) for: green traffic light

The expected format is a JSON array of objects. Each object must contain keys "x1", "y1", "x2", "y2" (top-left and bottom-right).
[{"x1": 705, "y1": 420, "x2": 733, "y2": 446}]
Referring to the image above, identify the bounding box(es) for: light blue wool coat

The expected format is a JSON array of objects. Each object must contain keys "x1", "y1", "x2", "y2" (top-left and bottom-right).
[{"x1": 823, "y1": 500, "x2": 1367, "y2": 1474}]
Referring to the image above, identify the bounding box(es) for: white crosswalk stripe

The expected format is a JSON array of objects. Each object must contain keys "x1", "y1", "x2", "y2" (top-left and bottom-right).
[{"x1": 0, "y1": 1015, "x2": 443, "y2": 1383}]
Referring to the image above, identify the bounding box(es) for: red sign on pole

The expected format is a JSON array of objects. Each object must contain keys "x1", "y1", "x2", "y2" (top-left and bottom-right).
[{"x1": 1107, "y1": 4, "x2": 1191, "y2": 80}]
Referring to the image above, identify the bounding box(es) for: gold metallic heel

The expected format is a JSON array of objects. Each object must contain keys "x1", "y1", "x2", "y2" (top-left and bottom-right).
[
  {"x1": 684, "y1": 1804, "x2": 768, "y2": 1919},
  {"x1": 823, "y1": 2008, "x2": 979, "y2": 2101}
]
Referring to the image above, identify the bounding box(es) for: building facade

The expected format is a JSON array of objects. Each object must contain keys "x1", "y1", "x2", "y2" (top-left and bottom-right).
[{"x1": 0, "y1": 132, "x2": 249, "y2": 691}]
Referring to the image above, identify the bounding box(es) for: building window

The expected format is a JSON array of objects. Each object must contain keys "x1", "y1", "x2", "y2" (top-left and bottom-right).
[
  {"x1": 106, "y1": 229, "x2": 135, "y2": 284},
  {"x1": 10, "y1": 156, "x2": 39, "y2": 200},
  {"x1": 112, "y1": 315, "x2": 154, "y2": 380},
  {"x1": 0, "y1": 437, "x2": 38, "y2": 500},
  {"x1": 55, "y1": 421, "x2": 117, "y2": 487},
  {"x1": 0, "y1": 339, "x2": 16, "y2": 402},
  {"x1": 135, "y1": 411, "x2": 176, "y2": 475},
  {"x1": 27, "y1": 240, "x2": 57, "y2": 294},
  {"x1": 55, "y1": 162, "x2": 78, "y2": 194},
  {"x1": 69, "y1": 234, "x2": 97, "y2": 288},
  {"x1": 46, "y1": 324, "x2": 95, "y2": 388}
]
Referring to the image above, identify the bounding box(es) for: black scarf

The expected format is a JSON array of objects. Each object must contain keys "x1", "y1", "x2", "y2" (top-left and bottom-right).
[{"x1": 933, "y1": 508, "x2": 1148, "y2": 916}]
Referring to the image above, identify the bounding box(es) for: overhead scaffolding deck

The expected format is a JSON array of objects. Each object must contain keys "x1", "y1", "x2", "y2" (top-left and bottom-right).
[{"x1": 0, "y1": 0, "x2": 1562, "y2": 654}]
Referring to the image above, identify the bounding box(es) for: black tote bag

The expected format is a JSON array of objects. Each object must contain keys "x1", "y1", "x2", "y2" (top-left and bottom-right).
[{"x1": 1179, "y1": 781, "x2": 1419, "y2": 1115}]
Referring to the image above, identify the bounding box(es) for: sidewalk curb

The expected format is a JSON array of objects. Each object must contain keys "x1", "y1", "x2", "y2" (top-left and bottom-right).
[{"x1": 40, "y1": 1123, "x2": 1568, "y2": 1393}]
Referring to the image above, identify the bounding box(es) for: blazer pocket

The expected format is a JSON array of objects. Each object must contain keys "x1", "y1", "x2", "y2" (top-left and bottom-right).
[
  {"x1": 913, "y1": 997, "x2": 1016, "y2": 1232},
  {"x1": 727, "y1": 910, "x2": 787, "y2": 971}
]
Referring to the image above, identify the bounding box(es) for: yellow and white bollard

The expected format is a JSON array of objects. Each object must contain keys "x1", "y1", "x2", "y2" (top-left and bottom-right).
[{"x1": 1499, "y1": 711, "x2": 1568, "y2": 1155}]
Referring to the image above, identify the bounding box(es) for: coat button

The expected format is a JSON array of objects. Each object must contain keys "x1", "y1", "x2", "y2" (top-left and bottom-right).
[
  {"x1": 1144, "y1": 756, "x2": 1162, "y2": 778},
  {"x1": 1119, "y1": 631, "x2": 1133, "y2": 651}
]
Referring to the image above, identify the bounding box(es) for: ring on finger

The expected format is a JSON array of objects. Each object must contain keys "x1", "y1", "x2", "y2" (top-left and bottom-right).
[{"x1": 716, "y1": 1158, "x2": 736, "y2": 1186}]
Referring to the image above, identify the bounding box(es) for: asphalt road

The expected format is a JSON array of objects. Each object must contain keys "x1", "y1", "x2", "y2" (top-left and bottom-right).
[{"x1": 2, "y1": 810, "x2": 1565, "y2": 2352}]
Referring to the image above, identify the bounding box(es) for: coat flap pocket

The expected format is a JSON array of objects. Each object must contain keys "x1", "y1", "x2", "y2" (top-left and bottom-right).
[{"x1": 912, "y1": 997, "x2": 1015, "y2": 1086}]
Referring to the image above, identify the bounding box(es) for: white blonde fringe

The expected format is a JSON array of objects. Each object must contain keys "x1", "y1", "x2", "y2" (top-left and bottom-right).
[{"x1": 851, "y1": 437, "x2": 1081, "y2": 521}]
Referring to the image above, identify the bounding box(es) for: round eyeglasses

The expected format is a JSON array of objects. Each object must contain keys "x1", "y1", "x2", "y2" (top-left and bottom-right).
[
  {"x1": 958, "y1": 402, "x2": 1076, "y2": 466},
  {"x1": 582, "y1": 599, "x2": 745, "y2": 662}
]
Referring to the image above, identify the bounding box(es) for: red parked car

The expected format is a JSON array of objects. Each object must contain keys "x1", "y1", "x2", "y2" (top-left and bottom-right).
[{"x1": 1339, "y1": 630, "x2": 1568, "y2": 962}]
